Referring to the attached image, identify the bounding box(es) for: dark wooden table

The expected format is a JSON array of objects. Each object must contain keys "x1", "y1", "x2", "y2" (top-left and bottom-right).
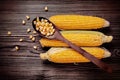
[{"x1": 0, "y1": 0, "x2": 120, "y2": 80}]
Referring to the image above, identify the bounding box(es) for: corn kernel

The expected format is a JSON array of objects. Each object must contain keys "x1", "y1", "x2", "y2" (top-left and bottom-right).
[
  {"x1": 29, "y1": 35, "x2": 33, "y2": 39},
  {"x1": 22, "y1": 20, "x2": 26, "y2": 25},
  {"x1": 19, "y1": 38, "x2": 23, "y2": 42},
  {"x1": 7, "y1": 31, "x2": 11, "y2": 36},
  {"x1": 33, "y1": 31, "x2": 37, "y2": 34},
  {"x1": 15, "y1": 46, "x2": 19, "y2": 51},
  {"x1": 26, "y1": 15, "x2": 30, "y2": 20},
  {"x1": 41, "y1": 19, "x2": 44, "y2": 22},
  {"x1": 27, "y1": 28, "x2": 31, "y2": 33},
  {"x1": 37, "y1": 17, "x2": 39, "y2": 22},
  {"x1": 32, "y1": 37, "x2": 35, "y2": 42},
  {"x1": 44, "y1": 6, "x2": 48, "y2": 11},
  {"x1": 33, "y1": 46, "x2": 37, "y2": 50},
  {"x1": 36, "y1": 27, "x2": 39, "y2": 31},
  {"x1": 34, "y1": 21, "x2": 37, "y2": 25}
]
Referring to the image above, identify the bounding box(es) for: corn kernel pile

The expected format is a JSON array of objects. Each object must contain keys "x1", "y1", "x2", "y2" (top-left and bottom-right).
[{"x1": 34, "y1": 17, "x2": 55, "y2": 36}]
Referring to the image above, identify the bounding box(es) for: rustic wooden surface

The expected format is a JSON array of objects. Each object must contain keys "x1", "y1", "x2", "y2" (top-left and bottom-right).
[{"x1": 0, "y1": 0, "x2": 120, "y2": 80}]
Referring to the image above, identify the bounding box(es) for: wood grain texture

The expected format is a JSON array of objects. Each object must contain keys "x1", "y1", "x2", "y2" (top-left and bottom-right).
[{"x1": 0, "y1": 0, "x2": 120, "y2": 80}]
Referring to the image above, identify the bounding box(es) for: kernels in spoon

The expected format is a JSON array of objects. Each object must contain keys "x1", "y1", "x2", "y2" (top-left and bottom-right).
[
  {"x1": 49, "y1": 23, "x2": 52, "y2": 26},
  {"x1": 34, "y1": 21, "x2": 37, "y2": 25},
  {"x1": 36, "y1": 22, "x2": 40, "y2": 27},
  {"x1": 41, "y1": 19, "x2": 44, "y2": 22},
  {"x1": 44, "y1": 20, "x2": 48, "y2": 22},
  {"x1": 41, "y1": 31, "x2": 46, "y2": 35},
  {"x1": 39, "y1": 26, "x2": 43, "y2": 30},
  {"x1": 36, "y1": 17, "x2": 39, "y2": 22},
  {"x1": 36, "y1": 27, "x2": 39, "y2": 31},
  {"x1": 45, "y1": 23, "x2": 49, "y2": 26},
  {"x1": 41, "y1": 22, "x2": 45, "y2": 26},
  {"x1": 46, "y1": 33, "x2": 50, "y2": 36}
]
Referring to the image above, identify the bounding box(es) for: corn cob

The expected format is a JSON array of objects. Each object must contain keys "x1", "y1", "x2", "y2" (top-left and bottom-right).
[
  {"x1": 40, "y1": 47, "x2": 111, "y2": 63},
  {"x1": 39, "y1": 31, "x2": 113, "y2": 47},
  {"x1": 49, "y1": 15, "x2": 110, "y2": 30}
]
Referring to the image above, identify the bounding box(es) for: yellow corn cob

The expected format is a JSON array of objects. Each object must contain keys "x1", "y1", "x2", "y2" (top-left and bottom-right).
[
  {"x1": 39, "y1": 31, "x2": 113, "y2": 47},
  {"x1": 40, "y1": 47, "x2": 111, "y2": 63},
  {"x1": 49, "y1": 15, "x2": 110, "y2": 30}
]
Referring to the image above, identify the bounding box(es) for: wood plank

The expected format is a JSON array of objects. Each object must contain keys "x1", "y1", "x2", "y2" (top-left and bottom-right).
[{"x1": 0, "y1": 0, "x2": 120, "y2": 80}]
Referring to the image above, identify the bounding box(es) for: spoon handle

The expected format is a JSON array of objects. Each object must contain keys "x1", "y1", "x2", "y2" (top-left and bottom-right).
[{"x1": 54, "y1": 31, "x2": 112, "y2": 73}]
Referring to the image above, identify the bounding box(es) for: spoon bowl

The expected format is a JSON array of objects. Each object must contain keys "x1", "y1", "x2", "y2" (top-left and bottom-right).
[{"x1": 32, "y1": 17, "x2": 60, "y2": 39}]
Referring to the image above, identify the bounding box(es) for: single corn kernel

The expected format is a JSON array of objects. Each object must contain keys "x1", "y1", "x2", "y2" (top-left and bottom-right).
[
  {"x1": 27, "y1": 28, "x2": 31, "y2": 33},
  {"x1": 26, "y1": 15, "x2": 30, "y2": 20},
  {"x1": 37, "y1": 17, "x2": 39, "y2": 22},
  {"x1": 19, "y1": 38, "x2": 23, "y2": 42},
  {"x1": 33, "y1": 31, "x2": 37, "y2": 34},
  {"x1": 22, "y1": 20, "x2": 26, "y2": 25},
  {"x1": 29, "y1": 35, "x2": 33, "y2": 39},
  {"x1": 33, "y1": 46, "x2": 38, "y2": 50},
  {"x1": 32, "y1": 37, "x2": 35, "y2": 42},
  {"x1": 36, "y1": 22, "x2": 41, "y2": 27},
  {"x1": 44, "y1": 20, "x2": 48, "y2": 22},
  {"x1": 15, "y1": 46, "x2": 19, "y2": 51},
  {"x1": 41, "y1": 19, "x2": 44, "y2": 22},
  {"x1": 36, "y1": 27, "x2": 39, "y2": 31},
  {"x1": 7, "y1": 31, "x2": 11, "y2": 36},
  {"x1": 44, "y1": 6, "x2": 48, "y2": 11}
]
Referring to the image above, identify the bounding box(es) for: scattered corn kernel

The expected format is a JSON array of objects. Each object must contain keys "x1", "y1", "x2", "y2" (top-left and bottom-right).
[
  {"x1": 27, "y1": 28, "x2": 31, "y2": 33},
  {"x1": 19, "y1": 38, "x2": 23, "y2": 42},
  {"x1": 15, "y1": 46, "x2": 19, "y2": 51},
  {"x1": 7, "y1": 31, "x2": 11, "y2": 36},
  {"x1": 32, "y1": 37, "x2": 35, "y2": 42},
  {"x1": 33, "y1": 46, "x2": 37, "y2": 50},
  {"x1": 22, "y1": 20, "x2": 26, "y2": 25},
  {"x1": 33, "y1": 31, "x2": 37, "y2": 34},
  {"x1": 26, "y1": 15, "x2": 30, "y2": 20},
  {"x1": 29, "y1": 35, "x2": 33, "y2": 39},
  {"x1": 44, "y1": 6, "x2": 48, "y2": 11}
]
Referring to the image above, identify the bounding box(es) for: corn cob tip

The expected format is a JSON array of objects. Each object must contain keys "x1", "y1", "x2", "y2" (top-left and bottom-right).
[
  {"x1": 103, "y1": 20, "x2": 110, "y2": 27},
  {"x1": 40, "y1": 53, "x2": 48, "y2": 60},
  {"x1": 103, "y1": 36, "x2": 113, "y2": 43},
  {"x1": 103, "y1": 48, "x2": 111, "y2": 58}
]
